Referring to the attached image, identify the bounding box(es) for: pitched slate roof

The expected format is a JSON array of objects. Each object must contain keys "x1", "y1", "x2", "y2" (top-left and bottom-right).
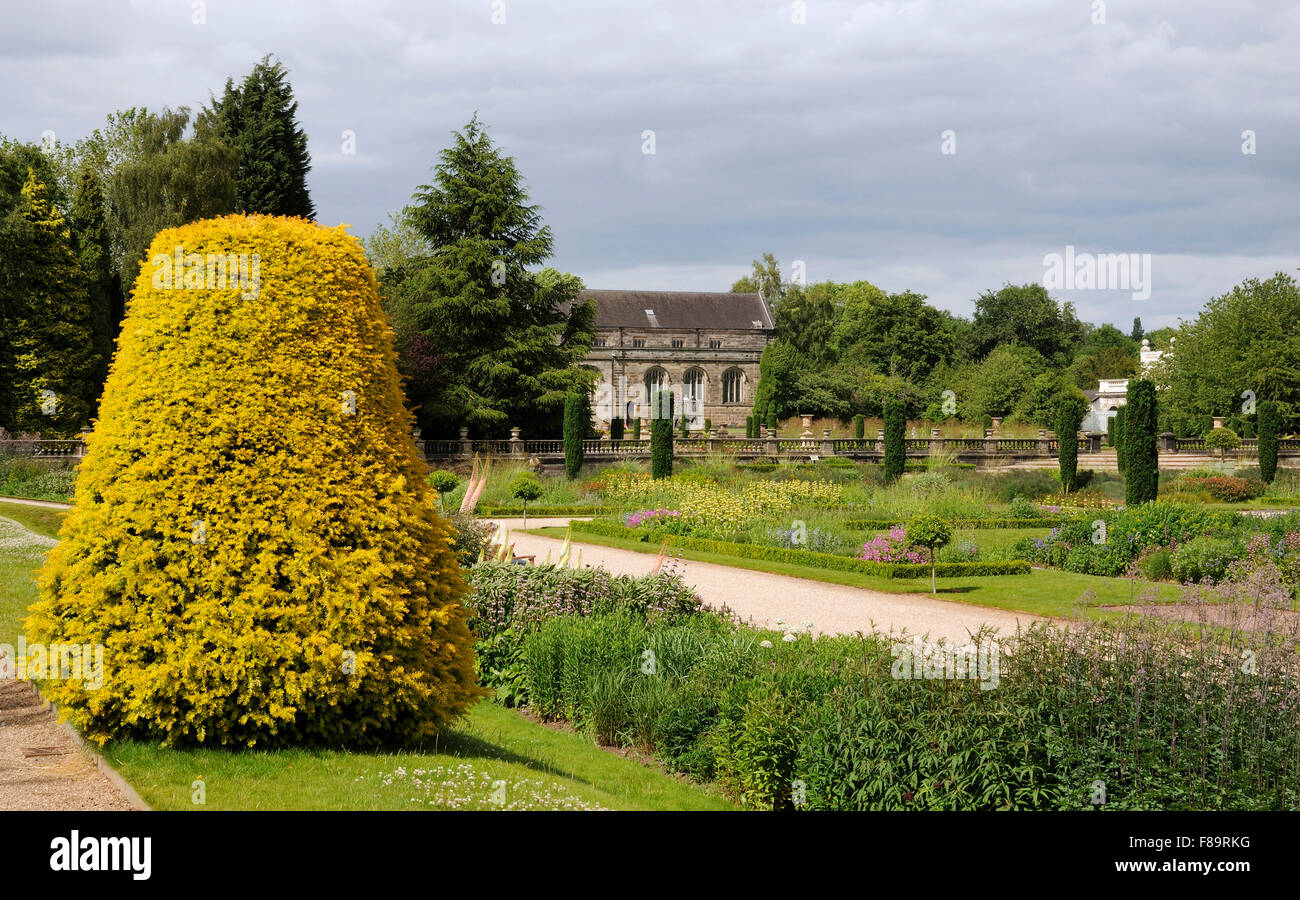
[{"x1": 576, "y1": 289, "x2": 775, "y2": 331}]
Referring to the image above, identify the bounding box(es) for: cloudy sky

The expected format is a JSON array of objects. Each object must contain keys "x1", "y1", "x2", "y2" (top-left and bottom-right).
[{"x1": 5, "y1": 0, "x2": 1297, "y2": 328}]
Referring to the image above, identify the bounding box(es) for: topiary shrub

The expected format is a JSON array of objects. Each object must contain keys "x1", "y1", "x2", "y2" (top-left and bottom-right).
[
  {"x1": 651, "y1": 392, "x2": 673, "y2": 480},
  {"x1": 883, "y1": 399, "x2": 906, "y2": 483},
  {"x1": 853, "y1": 414, "x2": 865, "y2": 440},
  {"x1": 1125, "y1": 379, "x2": 1159, "y2": 506},
  {"x1": 1258, "y1": 401, "x2": 1278, "y2": 484},
  {"x1": 1204, "y1": 427, "x2": 1241, "y2": 457},
  {"x1": 563, "y1": 391, "x2": 585, "y2": 479},
  {"x1": 1114, "y1": 404, "x2": 1127, "y2": 474},
  {"x1": 25, "y1": 214, "x2": 481, "y2": 748},
  {"x1": 632, "y1": 417, "x2": 642, "y2": 440},
  {"x1": 1056, "y1": 393, "x2": 1087, "y2": 492},
  {"x1": 906, "y1": 513, "x2": 952, "y2": 593},
  {"x1": 428, "y1": 469, "x2": 459, "y2": 511},
  {"x1": 609, "y1": 416, "x2": 624, "y2": 442}
]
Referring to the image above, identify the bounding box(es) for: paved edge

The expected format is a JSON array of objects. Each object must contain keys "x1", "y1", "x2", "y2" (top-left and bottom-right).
[
  {"x1": 0, "y1": 496, "x2": 72, "y2": 509},
  {"x1": 41, "y1": 695, "x2": 150, "y2": 811}
]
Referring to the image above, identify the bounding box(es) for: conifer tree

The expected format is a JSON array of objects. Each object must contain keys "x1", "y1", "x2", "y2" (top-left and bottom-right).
[
  {"x1": 8, "y1": 169, "x2": 100, "y2": 435},
  {"x1": 211, "y1": 56, "x2": 315, "y2": 218}
]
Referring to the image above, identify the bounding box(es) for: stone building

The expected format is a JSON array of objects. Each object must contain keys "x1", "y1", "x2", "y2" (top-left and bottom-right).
[{"x1": 577, "y1": 289, "x2": 775, "y2": 431}]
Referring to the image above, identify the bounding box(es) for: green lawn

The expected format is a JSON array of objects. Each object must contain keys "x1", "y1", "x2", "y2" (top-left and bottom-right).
[
  {"x1": 0, "y1": 508, "x2": 734, "y2": 811},
  {"x1": 106, "y1": 700, "x2": 736, "y2": 811},
  {"x1": 531, "y1": 525, "x2": 1180, "y2": 618}
]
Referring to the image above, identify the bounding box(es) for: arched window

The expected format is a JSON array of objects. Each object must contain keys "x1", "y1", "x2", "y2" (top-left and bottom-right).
[
  {"x1": 722, "y1": 368, "x2": 744, "y2": 404},
  {"x1": 683, "y1": 368, "x2": 705, "y2": 413},
  {"x1": 644, "y1": 367, "x2": 672, "y2": 418}
]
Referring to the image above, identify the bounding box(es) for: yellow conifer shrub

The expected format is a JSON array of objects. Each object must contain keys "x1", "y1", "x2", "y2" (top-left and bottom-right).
[{"x1": 26, "y1": 215, "x2": 481, "y2": 747}]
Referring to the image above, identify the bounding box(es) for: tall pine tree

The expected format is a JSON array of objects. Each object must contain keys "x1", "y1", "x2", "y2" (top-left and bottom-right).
[
  {"x1": 389, "y1": 116, "x2": 596, "y2": 437},
  {"x1": 8, "y1": 169, "x2": 100, "y2": 435},
  {"x1": 211, "y1": 56, "x2": 315, "y2": 218}
]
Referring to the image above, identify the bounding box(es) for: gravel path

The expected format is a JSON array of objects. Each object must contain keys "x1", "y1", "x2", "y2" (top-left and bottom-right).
[
  {"x1": 491, "y1": 519, "x2": 1041, "y2": 642},
  {"x1": 0, "y1": 679, "x2": 135, "y2": 810}
]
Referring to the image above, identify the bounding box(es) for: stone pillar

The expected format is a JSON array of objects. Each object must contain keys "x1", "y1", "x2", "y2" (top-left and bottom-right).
[
  {"x1": 820, "y1": 428, "x2": 835, "y2": 457},
  {"x1": 875, "y1": 429, "x2": 885, "y2": 453},
  {"x1": 1086, "y1": 432, "x2": 1102, "y2": 453},
  {"x1": 458, "y1": 427, "x2": 472, "y2": 458},
  {"x1": 800, "y1": 414, "x2": 814, "y2": 439},
  {"x1": 764, "y1": 429, "x2": 778, "y2": 456},
  {"x1": 1036, "y1": 428, "x2": 1050, "y2": 454},
  {"x1": 77, "y1": 425, "x2": 91, "y2": 458},
  {"x1": 509, "y1": 426, "x2": 523, "y2": 455},
  {"x1": 1159, "y1": 432, "x2": 1177, "y2": 453},
  {"x1": 983, "y1": 429, "x2": 998, "y2": 453}
]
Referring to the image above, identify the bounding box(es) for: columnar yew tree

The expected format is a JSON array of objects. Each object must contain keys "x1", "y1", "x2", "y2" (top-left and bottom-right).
[
  {"x1": 853, "y1": 414, "x2": 865, "y2": 439},
  {"x1": 650, "y1": 390, "x2": 673, "y2": 479},
  {"x1": 67, "y1": 165, "x2": 118, "y2": 410},
  {"x1": 27, "y1": 215, "x2": 480, "y2": 747},
  {"x1": 1114, "y1": 404, "x2": 1127, "y2": 474},
  {"x1": 883, "y1": 398, "x2": 906, "y2": 482},
  {"x1": 1259, "y1": 400, "x2": 1278, "y2": 484},
  {"x1": 1125, "y1": 379, "x2": 1159, "y2": 506},
  {"x1": 562, "y1": 392, "x2": 584, "y2": 479},
  {"x1": 1056, "y1": 393, "x2": 1087, "y2": 492}
]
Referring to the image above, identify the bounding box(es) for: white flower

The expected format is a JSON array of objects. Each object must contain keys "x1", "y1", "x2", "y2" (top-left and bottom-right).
[
  {"x1": 782, "y1": 633, "x2": 798, "y2": 642},
  {"x1": 759, "y1": 640, "x2": 773, "y2": 649}
]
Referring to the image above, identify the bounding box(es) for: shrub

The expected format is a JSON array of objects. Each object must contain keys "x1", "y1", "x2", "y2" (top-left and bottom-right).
[
  {"x1": 1008, "y1": 496, "x2": 1042, "y2": 519},
  {"x1": 1115, "y1": 404, "x2": 1127, "y2": 474},
  {"x1": 1170, "y1": 535, "x2": 1241, "y2": 583},
  {"x1": 1136, "y1": 547, "x2": 1175, "y2": 581},
  {"x1": 1204, "y1": 427, "x2": 1242, "y2": 455},
  {"x1": 906, "y1": 513, "x2": 953, "y2": 592},
  {"x1": 853, "y1": 414, "x2": 865, "y2": 439},
  {"x1": 632, "y1": 417, "x2": 641, "y2": 440},
  {"x1": 1259, "y1": 400, "x2": 1279, "y2": 484},
  {"x1": 609, "y1": 416, "x2": 624, "y2": 442},
  {"x1": 26, "y1": 215, "x2": 480, "y2": 747},
  {"x1": 428, "y1": 469, "x2": 459, "y2": 510},
  {"x1": 1200, "y1": 475, "x2": 1265, "y2": 503},
  {"x1": 1125, "y1": 379, "x2": 1159, "y2": 505},
  {"x1": 563, "y1": 392, "x2": 585, "y2": 479},
  {"x1": 650, "y1": 392, "x2": 673, "y2": 479},
  {"x1": 447, "y1": 510, "x2": 493, "y2": 568},
  {"x1": 1057, "y1": 393, "x2": 1086, "y2": 492},
  {"x1": 883, "y1": 399, "x2": 905, "y2": 483}
]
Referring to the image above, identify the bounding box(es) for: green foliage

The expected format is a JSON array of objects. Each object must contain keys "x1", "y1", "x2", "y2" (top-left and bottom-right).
[
  {"x1": 1125, "y1": 379, "x2": 1159, "y2": 505},
  {"x1": 853, "y1": 414, "x2": 865, "y2": 439},
  {"x1": 882, "y1": 398, "x2": 905, "y2": 482},
  {"x1": 1203, "y1": 427, "x2": 1241, "y2": 452},
  {"x1": 1259, "y1": 400, "x2": 1278, "y2": 483},
  {"x1": 563, "y1": 392, "x2": 585, "y2": 479},
  {"x1": 1115, "y1": 404, "x2": 1127, "y2": 474},
  {"x1": 571, "y1": 519, "x2": 1030, "y2": 577},
  {"x1": 651, "y1": 392, "x2": 673, "y2": 479},
  {"x1": 1056, "y1": 391, "x2": 1088, "y2": 492},
  {"x1": 1170, "y1": 534, "x2": 1241, "y2": 583},
  {"x1": 969, "y1": 282, "x2": 1086, "y2": 363},
  {"x1": 427, "y1": 469, "x2": 459, "y2": 507},
  {"x1": 384, "y1": 116, "x2": 596, "y2": 437},
  {"x1": 1164, "y1": 273, "x2": 1300, "y2": 436},
  {"x1": 632, "y1": 417, "x2": 641, "y2": 440},
  {"x1": 3, "y1": 169, "x2": 101, "y2": 435},
  {"x1": 609, "y1": 417, "x2": 624, "y2": 441},
  {"x1": 66, "y1": 165, "x2": 118, "y2": 412},
  {"x1": 509, "y1": 472, "x2": 544, "y2": 503},
  {"x1": 209, "y1": 55, "x2": 315, "y2": 218}
]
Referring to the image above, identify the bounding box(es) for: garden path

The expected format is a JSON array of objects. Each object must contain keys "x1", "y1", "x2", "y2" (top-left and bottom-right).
[{"x1": 492, "y1": 519, "x2": 1043, "y2": 643}]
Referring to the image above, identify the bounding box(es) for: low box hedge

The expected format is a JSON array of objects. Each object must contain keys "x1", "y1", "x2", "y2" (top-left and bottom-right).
[
  {"x1": 845, "y1": 517, "x2": 1060, "y2": 531},
  {"x1": 569, "y1": 520, "x2": 1031, "y2": 578},
  {"x1": 478, "y1": 505, "x2": 617, "y2": 517}
]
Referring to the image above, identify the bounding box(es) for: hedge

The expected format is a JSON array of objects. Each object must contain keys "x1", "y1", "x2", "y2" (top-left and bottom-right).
[
  {"x1": 569, "y1": 520, "x2": 1031, "y2": 578},
  {"x1": 1259, "y1": 400, "x2": 1278, "y2": 484},
  {"x1": 883, "y1": 399, "x2": 905, "y2": 482},
  {"x1": 845, "y1": 517, "x2": 1062, "y2": 531},
  {"x1": 563, "y1": 392, "x2": 584, "y2": 479},
  {"x1": 479, "y1": 505, "x2": 617, "y2": 517},
  {"x1": 1125, "y1": 379, "x2": 1159, "y2": 505}
]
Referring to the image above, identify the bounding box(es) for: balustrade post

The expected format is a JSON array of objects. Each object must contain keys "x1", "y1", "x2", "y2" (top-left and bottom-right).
[
  {"x1": 1036, "y1": 428, "x2": 1049, "y2": 455},
  {"x1": 1159, "y1": 432, "x2": 1177, "y2": 453},
  {"x1": 820, "y1": 428, "x2": 835, "y2": 457},
  {"x1": 458, "y1": 427, "x2": 472, "y2": 458},
  {"x1": 509, "y1": 426, "x2": 523, "y2": 456}
]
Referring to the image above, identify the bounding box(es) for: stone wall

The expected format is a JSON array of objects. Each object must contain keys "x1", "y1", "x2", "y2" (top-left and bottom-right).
[{"x1": 584, "y1": 326, "x2": 772, "y2": 430}]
